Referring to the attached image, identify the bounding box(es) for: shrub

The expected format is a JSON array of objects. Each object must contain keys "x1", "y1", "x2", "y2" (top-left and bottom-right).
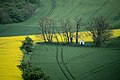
[
  {"x1": 18, "y1": 62, "x2": 30, "y2": 71},
  {"x1": 18, "y1": 62, "x2": 49, "y2": 80},
  {"x1": 22, "y1": 67, "x2": 49, "y2": 80},
  {"x1": 21, "y1": 36, "x2": 33, "y2": 53}
]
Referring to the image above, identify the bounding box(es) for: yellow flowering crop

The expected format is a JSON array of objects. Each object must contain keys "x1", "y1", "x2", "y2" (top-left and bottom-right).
[
  {"x1": 0, "y1": 36, "x2": 24, "y2": 80},
  {"x1": 0, "y1": 35, "x2": 38, "y2": 80},
  {"x1": 0, "y1": 29, "x2": 120, "y2": 80}
]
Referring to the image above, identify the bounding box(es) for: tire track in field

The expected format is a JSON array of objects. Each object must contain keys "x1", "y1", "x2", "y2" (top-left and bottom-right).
[
  {"x1": 88, "y1": 0, "x2": 109, "y2": 19},
  {"x1": 56, "y1": 46, "x2": 76, "y2": 80},
  {"x1": 65, "y1": 48, "x2": 105, "y2": 65},
  {"x1": 61, "y1": 47, "x2": 76, "y2": 80},
  {"x1": 60, "y1": 0, "x2": 81, "y2": 19},
  {"x1": 56, "y1": 47, "x2": 69, "y2": 80},
  {"x1": 80, "y1": 59, "x2": 120, "y2": 80},
  {"x1": 65, "y1": 52, "x2": 92, "y2": 65},
  {"x1": 65, "y1": 49, "x2": 103, "y2": 65},
  {"x1": 47, "y1": 0, "x2": 57, "y2": 17}
]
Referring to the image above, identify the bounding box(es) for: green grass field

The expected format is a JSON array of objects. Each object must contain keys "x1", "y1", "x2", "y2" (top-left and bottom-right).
[
  {"x1": 30, "y1": 38, "x2": 120, "y2": 80},
  {"x1": 0, "y1": 0, "x2": 120, "y2": 80},
  {"x1": 0, "y1": 0, "x2": 120, "y2": 36}
]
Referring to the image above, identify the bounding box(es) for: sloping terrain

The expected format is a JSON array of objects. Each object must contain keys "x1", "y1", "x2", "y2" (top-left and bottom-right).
[
  {"x1": 0, "y1": 0, "x2": 120, "y2": 80},
  {"x1": 31, "y1": 37, "x2": 120, "y2": 80},
  {"x1": 0, "y1": 0, "x2": 120, "y2": 36}
]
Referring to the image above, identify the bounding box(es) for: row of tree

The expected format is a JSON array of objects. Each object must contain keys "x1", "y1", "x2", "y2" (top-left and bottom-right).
[
  {"x1": 19, "y1": 36, "x2": 49, "y2": 80},
  {"x1": 38, "y1": 17, "x2": 112, "y2": 47},
  {"x1": 0, "y1": 0, "x2": 41, "y2": 24}
]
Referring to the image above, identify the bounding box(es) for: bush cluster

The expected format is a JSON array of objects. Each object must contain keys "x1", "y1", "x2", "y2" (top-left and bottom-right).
[
  {"x1": 18, "y1": 62, "x2": 49, "y2": 80},
  {"x1": 19, "y1": 36, "x2": 50, "y2": 80},
  {"x1": 0, "y1": 0, "x2": 41, "y2": 24},
  {"x1": 21, "y1": 36, "x2": 33, "y2": 53}
]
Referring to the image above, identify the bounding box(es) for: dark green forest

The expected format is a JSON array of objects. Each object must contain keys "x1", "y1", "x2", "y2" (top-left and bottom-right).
[{"x1": 0, "y1": 0, "x2": 41, "y2": 24}]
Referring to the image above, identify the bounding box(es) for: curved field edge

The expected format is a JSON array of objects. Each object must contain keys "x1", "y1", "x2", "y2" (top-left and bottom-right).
[
  {"x1": 0, "y1": 36, "x2": 39, "y2": 80},
  {"x1": 0, "y1": 0, "x2": 120, "y2": 37},
  {"x1": 0, "y1": 29, "x2": 120, "y2": 80},
  {"x1": 31, "y1": 35, "x2": 120, "y2": 79},
  {"x1": 0, "y1": 37, "x2": 23, "y2": 80}
]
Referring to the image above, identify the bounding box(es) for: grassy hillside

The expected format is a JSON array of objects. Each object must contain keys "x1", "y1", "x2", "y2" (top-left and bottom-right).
[
  {"x1": 0, "y1": 0, "x2": 120, "y2": 36},
  {"x1": 31, "y1": 38, "x2": 120, "y2": 80},
  {"x1": 0, "y1": 33, "x2": 119, "y2": 80},
  {"x1": 0, "y1": 0, "x2": 120, "y2": 79}
]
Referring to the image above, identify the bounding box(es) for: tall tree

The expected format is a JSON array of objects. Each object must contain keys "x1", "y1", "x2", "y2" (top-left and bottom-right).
[
  {"x1": 39, "y1": 17, "x2": 47, "y2": 42},
  {"x1": 87, "y1": 17, "x2": 112, "y2": 47},
  {"x1": 39, "y1": 17, "x2": 55, "y2": 42},
  {"x1": 75, "y1": 17, "x2": 83, "y2": 45},
  {"x1": 60, "y1": 19, "x2": 72, "y2": 43}
]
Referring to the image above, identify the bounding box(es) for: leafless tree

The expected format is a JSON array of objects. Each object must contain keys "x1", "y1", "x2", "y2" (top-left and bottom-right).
[
  {"x1": 86, "y1": 17, "x2": 112, "y2": 47},
  {"x1": 39, "y1": 17, "x2": 47, "y2": 42},
  {"x1": 54, "y1": 34, "x2": 59, "y2": 43},
  {"x1": 60, "y1": 19, "x2": 74, "y2": 43},
  {"x1": 54, "y1": 27, "x2": 64, "y2": 43},
  {"x1": 69, "y1": 24, "x2": 74, "y2": 43},
  {"x1": 39, "y1": 17, "x2": 55, "y2": 42},
  {"x1": 75, "y1": 17, "x2": 83, "y2": 45}
]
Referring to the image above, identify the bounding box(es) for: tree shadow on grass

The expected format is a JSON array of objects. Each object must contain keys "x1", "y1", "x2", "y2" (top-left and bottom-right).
[{"x1": 36, "y1": 42, "x2": 95, "y2": 48}]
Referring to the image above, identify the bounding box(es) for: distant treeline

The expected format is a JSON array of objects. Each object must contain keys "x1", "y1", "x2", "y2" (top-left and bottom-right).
[{"x1": 0, "y1": 0, "x2": 41, "y2": 24}]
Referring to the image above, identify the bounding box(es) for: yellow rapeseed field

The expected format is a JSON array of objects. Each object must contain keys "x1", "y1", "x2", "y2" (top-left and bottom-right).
[
  {"x1": 0, "y1": 29, "x2": 120, "y2": 80},
  {"x1": 0, "y1": 36, "x2": 37, "y2": 80}
]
